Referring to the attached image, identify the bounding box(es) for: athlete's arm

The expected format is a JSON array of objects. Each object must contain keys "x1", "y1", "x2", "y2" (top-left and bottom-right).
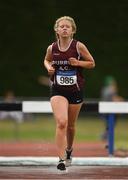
[
  {"x1": 69, "y1": 42, "x2": 95, "y2": 69},
  {"x1": 44, "y1": 45, "x2": 55, "y2": 75}
]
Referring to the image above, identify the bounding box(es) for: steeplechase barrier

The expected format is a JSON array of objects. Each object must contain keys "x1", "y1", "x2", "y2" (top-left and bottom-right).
[
  {"x1": 0, "y1": 101, "x2": 128, "y2": 166},
  {"x1": 0, "y1": 156, "x2": 128, "y2": 166}
]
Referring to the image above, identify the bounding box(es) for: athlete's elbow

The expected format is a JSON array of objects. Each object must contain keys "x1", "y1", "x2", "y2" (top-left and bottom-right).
[
  {"x1": 92, "y1": 61, "x2": 95, "y2": 68},
  {"x1": 89, "y1": 61, "x2": 95, "y2": 69}
]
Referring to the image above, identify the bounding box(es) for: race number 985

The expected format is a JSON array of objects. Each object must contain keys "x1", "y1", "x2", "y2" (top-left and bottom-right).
[{"x1": 60, "y1": 76, "x2": 74, "y2": 85}]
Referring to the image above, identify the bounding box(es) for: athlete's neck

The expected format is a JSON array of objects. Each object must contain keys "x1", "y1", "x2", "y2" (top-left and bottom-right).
[{"x1": 58, "y1": 38, "x2": 73, "y2": 51}]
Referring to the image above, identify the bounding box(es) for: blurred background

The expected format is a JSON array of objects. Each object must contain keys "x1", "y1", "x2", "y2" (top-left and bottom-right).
[
  {"x1": 0, "y1": 0, "x2": 128, "y2": 98},
  {"x1": 0, "y1": 0, "x2": 128, "y2": 151}
]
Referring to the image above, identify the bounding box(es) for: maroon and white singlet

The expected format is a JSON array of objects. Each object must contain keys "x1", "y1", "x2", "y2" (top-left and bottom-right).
[{"x1": 51, "y1": 39, "x2": 85, "y2": 93}]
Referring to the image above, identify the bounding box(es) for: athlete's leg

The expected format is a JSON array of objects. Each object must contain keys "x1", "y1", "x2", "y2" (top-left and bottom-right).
[
  {"x1": 66, "y1": 103, "x2": 83, "y2": 150},
  {"x1": 50, "y1": 96, "x2": 69, "y2": 160}
]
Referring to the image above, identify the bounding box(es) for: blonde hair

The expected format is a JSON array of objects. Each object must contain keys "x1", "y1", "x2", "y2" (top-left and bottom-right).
[{"x1": 54, "y1": 16, "x2": 77, "y2": 39}]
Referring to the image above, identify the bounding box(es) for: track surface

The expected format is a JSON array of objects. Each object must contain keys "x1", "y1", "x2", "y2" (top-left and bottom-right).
[{"x1": 0, "y1": 142, "x2": 128, "y2": 179}]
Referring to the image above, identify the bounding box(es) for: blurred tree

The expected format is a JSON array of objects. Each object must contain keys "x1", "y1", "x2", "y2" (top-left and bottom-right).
[{"x1": 0, "y1": 0, "x2": 128, "y2": 98}]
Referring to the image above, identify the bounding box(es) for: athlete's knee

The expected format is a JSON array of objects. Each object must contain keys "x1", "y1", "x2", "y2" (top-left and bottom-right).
[{"x1": 57, "y1": 119, "x2": 67, "y2": 129}]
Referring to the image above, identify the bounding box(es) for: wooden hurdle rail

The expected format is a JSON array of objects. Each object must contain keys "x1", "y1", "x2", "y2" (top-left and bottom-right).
[{"x1": 0, "y1": 101, "x2": 128, "y2": 156}]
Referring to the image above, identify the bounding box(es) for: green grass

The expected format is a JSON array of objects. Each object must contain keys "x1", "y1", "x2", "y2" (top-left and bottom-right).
[{"x1": 0, "y1": 114, "x2": 128, "y2": 149}]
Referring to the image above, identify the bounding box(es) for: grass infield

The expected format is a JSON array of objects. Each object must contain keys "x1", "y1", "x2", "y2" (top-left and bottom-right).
[{"x1": 0, "y1": 114, "x2": 127, "y2": 149}]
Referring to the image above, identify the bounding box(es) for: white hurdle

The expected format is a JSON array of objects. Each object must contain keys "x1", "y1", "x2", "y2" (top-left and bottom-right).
[
  {"x1": 99, "y1": 102, "x2": 128, "y2": 156},
  {"x1": 99, "y1": 102, "x2": 128, "y2": 114},
  {"x1": 22, "y1": 101, "x2": 52, "y2": 113}
]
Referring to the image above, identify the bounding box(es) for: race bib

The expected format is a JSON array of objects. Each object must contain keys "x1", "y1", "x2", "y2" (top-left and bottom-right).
[{"x1": 56, "y1": 70, "x2": 77, "y2": 85}]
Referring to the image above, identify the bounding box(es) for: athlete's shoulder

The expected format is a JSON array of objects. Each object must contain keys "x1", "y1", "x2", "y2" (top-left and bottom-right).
[
  {"x1": 47, "y1": 44, "x2": 52, "y2": 52},
  {"x1": 73, "y1": 39, "x2": 84, "y2": 47},
  {"x1": 76, "y1": 41, "x2": 87, "y2": 50},
  {"x1": 47, "y1": 41, "x2": 57, "y2": 51},
  {"x1": 76, "y1": 40, "x2": 85, "y2": 45},
  {"x1": 46, "y1": 43, "x2": 54, "y2": 55}
]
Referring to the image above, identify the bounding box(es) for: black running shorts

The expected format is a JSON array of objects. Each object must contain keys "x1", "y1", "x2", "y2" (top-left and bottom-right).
[{"x1": 50, "y1": 86, "x2": 83, "y2": 104}]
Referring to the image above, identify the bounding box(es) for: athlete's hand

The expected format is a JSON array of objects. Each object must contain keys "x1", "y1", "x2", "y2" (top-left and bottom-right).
[
  {"x1": 69, "y1": 57, "x2": 79, "y2": 66},
  {"x1": 47, "y1": 65, "x2": 55, "y2": 75}
]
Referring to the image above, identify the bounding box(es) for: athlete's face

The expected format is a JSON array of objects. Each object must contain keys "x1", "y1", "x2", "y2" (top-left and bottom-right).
[{"x1": 56, "y1": 20, "x2": 74, "y2": 38}]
